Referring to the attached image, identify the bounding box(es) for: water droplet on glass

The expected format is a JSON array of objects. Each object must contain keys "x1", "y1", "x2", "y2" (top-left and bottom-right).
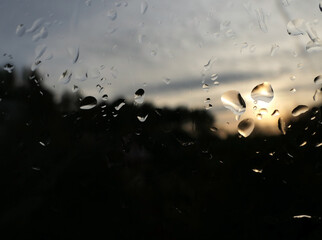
[
  {"x1": 16, "y1": 24, "x2": 25, "y2": 37},
  {"x1": 271, "y1": 109, "x2": 280, "y2": 116},
  {"x1": 107, "y1": 9, "x2": 117, "y2": 21},
  {"x1": 299, "y1": 141, "x2": 307, "y2": 147},
  {"x1": 255, "y1": 8, "x2": 268, "y2": 33},
  {"x1": 297, "y1": 63, "x2": 303, "y2": 69},
  {"x1": 320, "y1": 2, "x2": 322, "y2": 11},
  {"x1": 306, "y1": 38, "x2": 322, "y2": 52},
  {"x1": 251, "y1": 82, "x2": 274, "y2": 103},
  {"x1": 72, "y1": 85, "x2": 79, "y2": 93},
  {"x1": 205, "y1": 104, "x2": 213, "y2": 110},
  {"x1": 137, "y1": 114, "x2": 148, "y2": 122},
  {"x1": 80, "y1": 96, "x2": 97, "y2": 110},
  {"x1": 290, "y1": 75, "x2": 296, "y2": 81},
  {"x1": 35, "y1": 44, "x2": 47, "y2": 59},
  {"x1": 238, "y1": 118, "x2": 255, "y2": 137},
  {"x1": 252, "y1": 169, "x2": 263, "y2": 173},
  {"x1": 293, "y1": 215, "x2": 312, "y2": 219},
  {"x1": 134, "y1": 88, "x2": 145, "y2": 104},
  {"x1": 204, "y1": 98, "x2": 211, "y2": 103},
  {"x1": 96, "y1": 84, "x2": 103, "y2": 93},
  {"x1": 313, "y1": 89, "x2": 321, "y2": 101},
  {"x1": 316, "y1": 142, "x2": 322, "y2": 147},
  {"x1": 59, "y1": 70, "x2": 72, "y2": 84},
  {"x1": 270, "y1": 44, "x2": 279, "y2": 56},
  {"x1": 32, "y1": 26, "x2": 48, "y2": 42},
  {"x1": 259, "y1": 108, "x2": 268, "y2": 115},
  {"x1": 253, "y1": 106, "x2": 257, "y2": 110},
  {"x1": 3, "y1": 63, "x2": 14, "y2": 73},
  {"x1": 85, "y1": 0, "x2": 92, "y2": 6},
  {"x1": 115, "y1": 101, "x2": 125, "y2": 111},
  {"x1": 314, "y1": 75, "x2": 322, "y2": 84},
  {"x1": 292, "y1": 105, "x2": 309, "y2": 116},
  {"x1": 163, "y1": 78, "x2": 171, "y2": 85},
  {"x1": 210, "y1": 73, "x2": 218, "y2": 81},
  {"x1": 221, "y1": 90, "x2": 246, "y2": 115},
  {"x1": 68, "y1": 47, "x2": 79, "y2": 64},
  {"x1": 286, "y1": 19, "x2": 306, "y2": 36},
  {"x1": 278, "y1": 117, "x2": 287, "y2": 135},
  {"x1": 141, "y1": 1, "x2": 148, "y2": 15},
  {"x1": 240, "y1": 42, "x2": 248, "y2": 53},
  {"x1": 249, "y1": 44, "x2": 256, "y2": 53},
  {"x1": 31, "y1": 60, "x2": 42, "y2": 71},
  {"x1": 102, "y1": 94, "x2": 108, "y2": 100},
  {"x1": 256, "y1": 113, "x2": 262, "y2": 120},
  {"x1": 290, "y1": 88, "x2": 296, "y2": 93},
  {"x1": 202, "y1": 84, "x2": 209, "y2": 91},
  {"x1": 203, "y1": 57, "x2": 215, "y2": 71},
  {"x1": 26, "y1": 18, "x2": 44, "y2": 33}
]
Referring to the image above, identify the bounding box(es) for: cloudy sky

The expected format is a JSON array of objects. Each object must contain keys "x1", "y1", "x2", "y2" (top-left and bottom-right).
[{"x1": 1, "y1": 0, "x2": 322, "y2": 135}]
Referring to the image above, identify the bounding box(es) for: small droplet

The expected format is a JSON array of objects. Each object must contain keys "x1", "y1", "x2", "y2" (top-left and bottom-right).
[
  {"x1": 141, "y1": 1, "x2": 148, "y2": 15},
  {"x1": 68, "y1": 47, "x2": 79, "y2": 64},
  {"x1": 293, "y1": 215, "x2": 312, "y2": 219},
  {"x1": 290, "y1": 88, "x2": 296, "y2": 93},
  {"x1": 31, "y1": 60, "x2": 42, "y2": 71},
  {"x1": 32, "y1": 26, "x2": 48, "y2": 42},
  {"x1": 253, "y1": 106, "x2": 257, "y2": 110},
  {"x1": 255, "y1": 8, "x2": 268, "y2": 33},
  {"x1": 256, "y1": 113, "x2": 262, "y2": 120},
  {"x1": 205, "y1": 104, "x2": 213, "y2": 110},
  {"x1": 80, "y1": 96, "x2": 97, "y2": 110},
  {"x1": 320, "y1": 2, "x2": 322, "y2": 11},
  {"x1": 102, "y1": 94, "x2": 108, "y2": 100},
  {"x1": 252, "y1": 169, "x2": 263, "y2": 173},
  {"x1": 16, "y1": 24, "x2": 25, "y2": 37},
  {"x1": 271, "y1": 109, "x2": 280, "y2": 116},
  {"x1": 290, "y1": 75, "x2": 296, "y2": 81},
  {"x1": 204, "y1": 98, "x2": 211, "y2": 103},
  {"x1": 314, "y1": 75, "x2": 322, "y2": 84},
  {"x1": 278, "y1": 117, "x2": 287, "y2": 135},
  {"x1": 316, "y1": 142, "x2": 322, "y2": 147},
  {"x1": 299, "y1": 141, "x2": 307, "y2": 147},
  {"x1": 221, "y1": 90, "x2": 246, "y2": 115},
  {"x1": 26, "y1": 18, "x2": 44, "y2": 33},
  {"x1": 292, "y1": 105, "x2": 309, "y2": 116},
  {"x1": 251, "y1": 82, "x2": 274, "y2": 103},
  {"x1": 286, "y1": 19, "x2": 306, "y2": 36},
  {"x1": 96, "y1": 84, "x2": 103, "y2": 93},
  {"x1": 115, "y1": 100, "x2": 125, "y2": 111},
  {"x1": 210, "y1": 73, "x2": 218, "y2": 81},
  {"x1": 3, "y1": 63, "x2": 14, "y2": 73},
  {"x1": 297, "y1": 63, "x2": 303, "y2": 69},
  {"x1": 107, "y1": 9, "x2": 117, "y2": 21},
  {"x1": 259, "y1": 108, "x2": 268, "y2": 115},
  {"x1": 240, "y1": 42, "x2": 248, "y2": 53},
  {"x1": 270, "y1": 44, "x2": 279, "y2": 56},
  {"x1": 238, "y1": 118, "x2": 255, "y2": 137},
  {"x1": 163, "y1": 78, "x2": 171, "y2": 85},
  {"x1": 137, "y1": 114, "x2": 148, "y2": 122},
  {"x1": 306, "y1": 38, "x2": 322, "y2": 52},
  {"x1": 35, "y1": 44, "x2": 47, "y2": 59},
  {"x1": 313, "y1": 89, "x2": 321, "y2": 101},
  {"x1": 72, "y1": 85, "x2": 79, "y2": 92},
  {"x1": 202, "y1": 84, "x2": 209, "y2": 91},
  {"x1": 134, "y1": 88, "x2": 145, "y2": 104},
  {"x1": 59, "y1": 70, "x2": 72, "y2": 84},
  {"x1": 249, "y1": 44, "x2": 256, "y2": 53}
]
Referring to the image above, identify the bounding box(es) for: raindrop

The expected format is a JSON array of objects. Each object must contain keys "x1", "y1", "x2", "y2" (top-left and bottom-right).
[
  {"x1": 313, "y1": 89, "x2": 321, "y2": 101},
  {"x1": 256, "y1": 113, "x2": 262, "y2": 120},
  {"x1": 141, "y1": 1, "x2": 148, "y2": 15},
  {"x1": 205, "y1": 104, "x2": 213, "y2": 110},
  {"x1": 163, "y1": 78, "x2": 171, "y2": 85},
  {"x1": 72, "y1": 85, "x2": 79, "y2": 93},
  {"x1": 286, "y1": 19, "x2": 306, "y2": 36},
  {"x1": 85, "y1": 0, "x2": 92, "y2": 6},
  {"x1": 240, "y1": 42, "x2": 248, "y2": 53},
  {"x1": 238, "y1": 118, "x2": 255, "y2": 137},
  {"x1": 292, "y1": 105, "x2": 309, "y2": 116},
  {"x1": 203, "y1": 57, "x2": 215, "y2": 71},
  {"x1": 253, "y1": 106, "x2": 257, "y2": 110},
  {"x1": 278, "y1": 117, "x2": 287, "y2": 135},
  {"x1": 290, "y1": 75, "x2": 296, "y2": 81},
  {"x1": 297, "y1": 63, "x2": 303, "y2": 69},
  {"x1": 96, "y1": 84, "x2": 103, "y2": 93},
  {"x1": 115, "y1": 101, "x2": 125, "y2": 111},
  {"x1": 210, "y1": 73, "x2": 218, "y2": 81},
  {"x1": 259, "y1": 108, "x2": 268, "y2": 115},
  {"x1": 31, "y1": 60, "x2": 42, "y2": 71},
  {"x1": 270, "y1": 44, "x2": 279, "y2": 56},
  {"x1": 293, "y1": 215, "x2": 312, "y2": 219},
  {"x1": 271, "y1": 109, "x2": 280, "y2": 116},
  {"x1": 221, "y1": 90, "x2": 246, "y2": 115},
  {"x1": 316, "y1": 142, "x2": 322, "y2": 147},
  {"x1": 134, "y1": 88, "x2": 145, "y2": 104},
  {"x1": 68, "y1": 47, "x2": 79, "y2": 64},
  {"x1": 251, "y1": 82, "x2": 274, "y2": 103},
  {"x1": 35, "y1": 44, "x2": 47, "y2": 59},
  {"x1": 255, "y1": 8, "x2": 268, "y2": 33},
  {"x1": 32, "y1": 26, "x2": 48, "y2": 42},
  {"x1": 299, "y1": 141, "x2": 307, "y2": 147},
  {"x1": 249, "y1": 44, "x2": 256, "y2": 53},
  {"x1": 202, "y1": 84, "x2": 209, "y2": 91},
  {"x1": 306, "y1": 38, "x2": 322, "y2": 53},
  {"x1": 59, "y1": 70, "x2": 72, "y2": 84},
  {"x1": 16, "y1": 24, "x2": 25, "y2": 37},
  {"x1": 252, "y1": 169, "x2": 263, "y2": 173},
  {"x1": 3, "y1": 64, "x2": 14, "y2": 73},
  {"x1": 213, "y1": 81, "x2": 220, "y2": 85},
  {"x1": 80, "y1": 96, "x2": 97, "y2": 110},
  {"x1": 204, "y1": 97, "x2": 211, "y2": 103},
  {"x1": 320, "y1": 2, "x2": 322, "y2": 11},
  {"x1": 314, "y1": 75, "x2": 322, "y2": 84},
  {"x1": 290, "y1": 88, "x2": 296, "y2": 93},
  {"x1": 102, "y1": 94, "x2": 108, "y2": 100},
  {"x1": 107, "y1": 9, "x2": 117, "y2": 21},
  {"x1": 26, "y1": 18, "x2": 44, "y2": 33},
  {"x1": 137, "y1": 114, "x2": 148, "y2": 122}
]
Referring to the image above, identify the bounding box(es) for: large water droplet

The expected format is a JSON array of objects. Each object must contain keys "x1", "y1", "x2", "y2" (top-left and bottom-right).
[
  {"x1": 292, "y1": 105, "x2": 309, "y2": 116},
  {"x1": 107, "y1": 9, "x2": 117, "y2": 21},
  {"x1": 251, "y1": 82, "x2": 274, "y2": 103},
  {"x1": 16, "y1": 24, "x2": 25, "y2": 37},
  {"x1": 314, "y1": 75, "x2": 322, "y2": 84},
  {"x1": 238, "y1": 118, "x2": 255, "y2": 137},
  {"x1": 141, "y1": 1, "x2": 148, "y2": 15},
  {"x1": 286, "y1": 19, "x2": 306, "y2": 36},
  {"x1": 59, "y1": 70, "x2": 72, "y2": 84},
  {"x1": 134, "y1": 88, "x2": 145, "y2": 104},
  {"x1": 80, "y1": 96, "x2": 97, "y2": 110},
  {"x1": 278, "y1": 117, "x2": 287, "y2": 135},
  {"x1": 68, "y1": 47, "x2": 79, "y2": 64},
  {"x1": 221, "y1": 90, "x2": 246, "y2": 115}
]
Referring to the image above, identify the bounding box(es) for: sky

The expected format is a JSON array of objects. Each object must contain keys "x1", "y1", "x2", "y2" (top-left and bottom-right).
[{"x1": 0, "y1": 0, "x2": 322, "y2": 135}]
